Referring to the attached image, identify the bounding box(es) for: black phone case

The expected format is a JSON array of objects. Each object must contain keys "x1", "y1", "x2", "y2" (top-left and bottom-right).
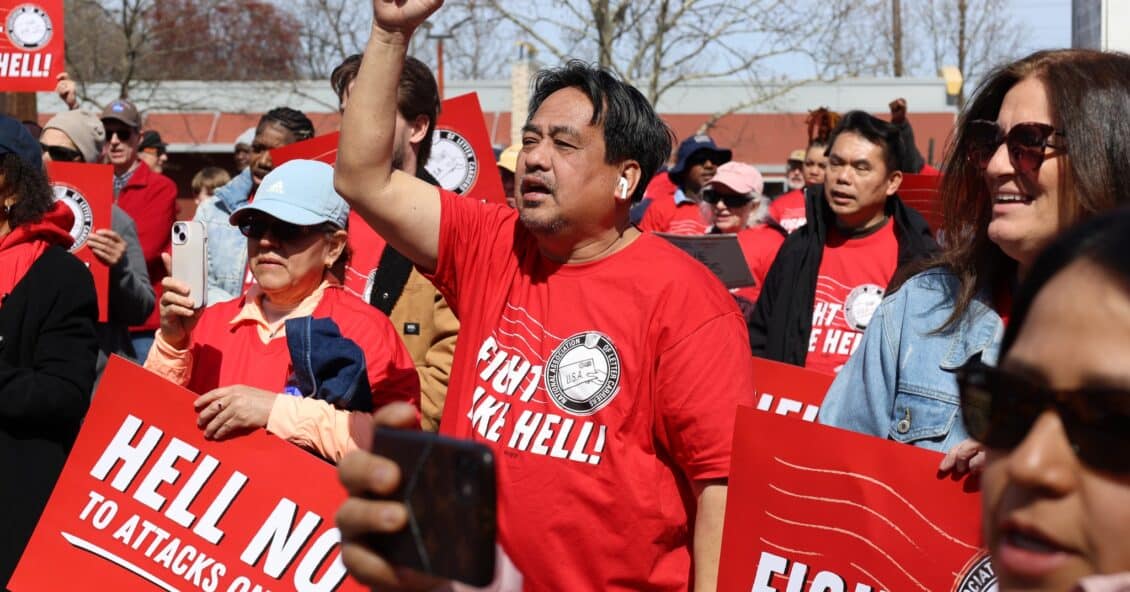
[{"x1": 367, "y1": 428, "x2": 497, "y2": 587}]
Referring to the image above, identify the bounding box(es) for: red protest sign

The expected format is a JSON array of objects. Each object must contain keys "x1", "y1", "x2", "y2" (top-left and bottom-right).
[
  {"x1": 899, "y1": 174, "x2": 944, "y2": 233},
  {"x1": 272, "y1": 93, "x2": 505, "y2": 206},
  {"x1": 718, "y1": 406, "x2": 991, "y2": 592},
  {"x1": 425, "y1": 92, "x2": 506, "y2": 205},
  {"x1": 48, "y1": 160, "x2": 112, "y2": 321},
  {"x1": 751, "y1": 356, "x2": 833, "y2": 422},
  {"x1": 0, "y1": 0, "x2": 65, "y2": 91},
  {"x1": 8, "y1": 357, "x2": 366, "y2": 592},
  {"x1": 270, "y1": 132, "x2": 340, "y2": 167}
]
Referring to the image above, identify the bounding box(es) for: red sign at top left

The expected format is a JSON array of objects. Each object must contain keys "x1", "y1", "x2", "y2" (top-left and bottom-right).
[{"x1": 0, "y1": 0, "x2": 64, "y2": 91}]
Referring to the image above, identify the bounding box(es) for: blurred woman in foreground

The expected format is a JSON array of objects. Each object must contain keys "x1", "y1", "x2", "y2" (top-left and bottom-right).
[{"x1": 960, "y1": 209, "x2": 1130, "y2": 591}]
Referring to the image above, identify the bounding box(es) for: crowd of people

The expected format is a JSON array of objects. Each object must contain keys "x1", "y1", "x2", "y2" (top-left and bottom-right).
[{"x1": 2, "y1": 0, "x2": 1130, "y2": 590}]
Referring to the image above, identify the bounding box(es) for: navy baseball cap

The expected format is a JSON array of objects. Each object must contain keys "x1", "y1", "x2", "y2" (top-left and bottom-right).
[
  {"x1": 669, "y1": 134, "x2": 732, "y2": 176},
  {"x1": 0, "y1": 114, "x2": 43, "y2": 171}
]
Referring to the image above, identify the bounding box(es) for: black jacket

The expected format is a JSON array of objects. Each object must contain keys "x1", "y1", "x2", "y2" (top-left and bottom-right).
[
  {"x1": 0, "y1": 246, "x2": 98, "y2": 586},
  {"x1": 748, "y1": 185, "x2": 937, "y2": 366}
]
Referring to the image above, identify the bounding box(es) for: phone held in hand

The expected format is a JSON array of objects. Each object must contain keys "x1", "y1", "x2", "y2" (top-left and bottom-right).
[
  {"x1": 368, "y1": 428, "x2": 497, "y2": 587},
  {"x1": 170, "y1": 221, "x2": 208, "y2": 309}
]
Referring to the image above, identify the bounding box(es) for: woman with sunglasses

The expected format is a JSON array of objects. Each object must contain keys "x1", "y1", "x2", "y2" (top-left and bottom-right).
[
  {"x1": 145, "y1": 160, "x2": 419, "y2": 463},
  {"x1": 40, "y1": 110, "x2": 156, "y2": 375},
  {"x1": 819, "y1": 49, "x2": 1130, "y2": 472},
  {"x1": 960, "y1": 209, "x2": 1130, "y2": 591},
  {"x1": 701, "y1": 161, "x2": 784, "y2": 306}
]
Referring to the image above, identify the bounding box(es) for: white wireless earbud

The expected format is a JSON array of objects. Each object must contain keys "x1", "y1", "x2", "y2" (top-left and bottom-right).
[{"x1": 616, "y1": 176, "x2": 630, "y2": 201}]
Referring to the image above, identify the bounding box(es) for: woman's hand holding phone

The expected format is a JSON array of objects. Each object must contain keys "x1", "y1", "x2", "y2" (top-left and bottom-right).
[{"x1": 158, "y1": 253, "x2": 201, "y2": 349}]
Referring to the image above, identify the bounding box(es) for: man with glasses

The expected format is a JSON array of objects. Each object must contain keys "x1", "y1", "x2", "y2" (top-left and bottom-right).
[
  {"x1": 40, "y1": 109, "x2": 156, "y2": 372},
  {"x1": 100, "y1": 99, "x2": 177, "y2": 362},
  {"x1": 636, "y1": 134, "x2": 732, "y2": 235},
  {"x1": 748, "y1": 111, "x2": 936, "y2": 374}
]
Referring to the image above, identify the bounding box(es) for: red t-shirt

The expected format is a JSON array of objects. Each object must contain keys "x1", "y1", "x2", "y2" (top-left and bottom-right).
[
  {"x1": 732, "y1": 224, "x2": 786, "y2": 303},
  {"x1": 637, "y1": 175, "x2": 709, "y2": 235},
  {"x1": 185, "y1": 285, "x2": 419, "y2": 409},
  {"x1": 768, "y1": 189, "x2": 807, "y2": 234},
  {"x1": 805, "y1": 222, "x2": 898, "y2": 375},
  {"x1": 428, "y1": 190, "x2": 753, "y2": 590},
  {"x1": 342, "y1": 210, "x2": 389, "y2": 301}
]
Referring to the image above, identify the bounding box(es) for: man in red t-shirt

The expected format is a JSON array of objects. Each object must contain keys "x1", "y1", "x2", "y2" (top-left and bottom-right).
[
  {"x1": 749, "y1": 111, "x2": 936, "y2": 373},
  {"x1": 332, "y1": 3, "x2": 754, "y2": 590},
  {"x1": 768, "y1": 140, "x2": 827, "y2": 234},
  {"x1": 635, "y1": 134, "x2": 732, "y2": 235}
]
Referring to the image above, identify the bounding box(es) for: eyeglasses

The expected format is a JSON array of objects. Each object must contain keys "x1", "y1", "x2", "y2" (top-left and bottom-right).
[
  {"x1": 966, "y1": 120, "x2": 1065, "y2": 174},
  {"x1": 238, "y1": 215, "x2": 330, "y2": 242},
  {"x1": 957, "y1": 360, "x2": 1130, "y2": 473},
  {"x1": 40, "y1": 143, "x2": 84, "y2": 162},
  {"x1": 703, "y1": 190, "x2": 754, "y2": 209},
  {"x1": 105, "y1": 126, "x2": 135, "y2": 142}
]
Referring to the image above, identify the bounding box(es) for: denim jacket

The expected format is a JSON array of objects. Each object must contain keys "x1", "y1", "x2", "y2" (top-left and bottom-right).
[
  {"x1": 194, "y1": 169, "x2": 253, "y2": 305},
  {"x1": 818, "y1": 268, "x2": 1005, "y2": 452}
]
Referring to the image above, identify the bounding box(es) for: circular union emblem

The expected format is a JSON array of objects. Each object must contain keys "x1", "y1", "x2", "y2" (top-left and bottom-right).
[
  {"x1": 6, "y1": 4, "x2": 53, "y2": 50},
  {"x1": 424, "y1": 129, "x2": 478, "y2": 194},
  {"x1": 544, "y1": 331, "x2": 622, "y2": 416},
  {"x1": 843, "y1": 283, "x2": 885, "y2": 330},
  {"x1": 952, "y1": 552, "x2": 997, "y2": 592},
  {"x1": 52, "y1": 183, "x2": 93, "y2": 252}
]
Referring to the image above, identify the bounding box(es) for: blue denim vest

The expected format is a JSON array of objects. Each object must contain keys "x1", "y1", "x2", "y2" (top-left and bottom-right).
[
  {"x1": 194, "y1": 169, "x2": 253, "y2": 305},
  {"x1": 818, "y1": 268, "x2": 1005, "y2": 452}
]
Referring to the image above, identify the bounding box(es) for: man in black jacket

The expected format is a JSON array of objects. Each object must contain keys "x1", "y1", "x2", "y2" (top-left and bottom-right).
[{"x1": 749, "y1": 111, "x2": 936, "y2": 374}]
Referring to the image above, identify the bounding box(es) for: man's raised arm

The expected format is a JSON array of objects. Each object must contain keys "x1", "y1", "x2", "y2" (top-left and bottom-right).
[{"x1": 334, "y1": 0, "x2": 445, "y2": 273}]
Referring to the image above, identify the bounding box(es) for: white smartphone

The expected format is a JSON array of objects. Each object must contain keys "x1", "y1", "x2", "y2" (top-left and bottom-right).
[{"x1": 170, "y1": 221, "x2": 208, "y2": 309}]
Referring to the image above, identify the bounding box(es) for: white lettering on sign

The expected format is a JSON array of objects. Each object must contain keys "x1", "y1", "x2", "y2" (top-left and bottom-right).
[
  {"x1": 756, "y1": 393, "x2": 820, "y2": 422},
  {"x1": 240, "y1": 498, "x2": 347, "y2": 591},
  {"x1": 88, "y1": 414, "x2": 248, "y2": 544},
  {"x1": 751, "y1": 551, "x2": 886, "y2": 592},
  {"x1": 0, "y1": 52, "x2": 52, "y2": 77}
]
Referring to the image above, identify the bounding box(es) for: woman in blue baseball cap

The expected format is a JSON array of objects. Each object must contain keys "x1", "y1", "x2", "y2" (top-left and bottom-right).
[{"x1": 145, "y1": 159, "x2": 419, "y2": 462}]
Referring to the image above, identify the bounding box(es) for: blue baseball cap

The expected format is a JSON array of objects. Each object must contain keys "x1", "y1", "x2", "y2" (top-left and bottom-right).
[
  {"x1": 230, "y1": 159, "x2": 349, "y2": 229},
  {"x1": 0, "y1": 114, "x2": 43, "y2": 172},
  {"x1": 669, "y1": 134, "x2": 732, "y2": 177}
]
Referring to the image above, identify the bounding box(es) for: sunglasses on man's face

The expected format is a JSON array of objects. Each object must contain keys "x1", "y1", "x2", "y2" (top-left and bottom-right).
[
  {"x1": 238, "y1": 216, "x2": 329, "y2": 243},
  {"x1": 41, "y1": 143, "x2": 84, "y2": 162},
  {"x1": 966, "y1": 120, "x2": 1065, "y2": 175},
  {"x1": 105, "y1": 127, "x2": 134, "y2": 142},
  {"x1": 957, "y1": 360, "x2": 1130, "y2": 474},
  {"x1": 702, "y1": 190, "x2": 754, "y2": 209}
]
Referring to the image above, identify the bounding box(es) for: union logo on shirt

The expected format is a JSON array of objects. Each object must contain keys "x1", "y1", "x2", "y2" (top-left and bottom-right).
[{"x1": 544, "y1": 332, "x2": 622, "y2": 416}]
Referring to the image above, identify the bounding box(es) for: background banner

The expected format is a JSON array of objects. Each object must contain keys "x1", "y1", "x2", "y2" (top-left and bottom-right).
[{"x1": 9, "y1": 357, "x2": 366, "y2": 592}]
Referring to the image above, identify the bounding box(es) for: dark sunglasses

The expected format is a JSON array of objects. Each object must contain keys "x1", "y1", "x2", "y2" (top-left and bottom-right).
[
  {"x1": 966, "y1": 120, "x2": 1065, "y2": 174},
  {"x1": 104, "y1": 126, "x2": 135, "y2": 142},
  {"x1": 957, "y1": 360, "x2": 1130, "y2": 473},
  {"x1": 703, "y1": 190, "x2": 754, "y2": 209},
  {"x1": 41, "y1": 143, "x2": 84, "y2": 162},
  {"x1": 238, "y1": 215, "x2": 330, "y2": 242}
]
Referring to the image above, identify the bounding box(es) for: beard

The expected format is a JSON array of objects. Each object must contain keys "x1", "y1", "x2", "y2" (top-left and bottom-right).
[{"x1": 518, "y1": 205, "x2": 567, "y2": 235}]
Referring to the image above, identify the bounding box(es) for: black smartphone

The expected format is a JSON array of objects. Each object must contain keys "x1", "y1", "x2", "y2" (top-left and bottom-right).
[{"x1": 367, "y1": 428, "x2": 497, "y2": 587}]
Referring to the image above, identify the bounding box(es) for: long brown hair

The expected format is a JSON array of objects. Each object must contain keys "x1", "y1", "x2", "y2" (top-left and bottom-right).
[{"x1": 895, "y1": 49, "x2": 1130, "y2": 330}]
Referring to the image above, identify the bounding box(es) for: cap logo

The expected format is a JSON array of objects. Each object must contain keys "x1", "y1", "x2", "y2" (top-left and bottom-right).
[
  {"x1": 112, "y1": 102, "x2": 126, "y2": 112},
  {"x1": 264, "y1": 181, "x2": 285, "y2": 194},
  {"x1": 694, "y1": 134, "x2": 712, "y2": 143}
]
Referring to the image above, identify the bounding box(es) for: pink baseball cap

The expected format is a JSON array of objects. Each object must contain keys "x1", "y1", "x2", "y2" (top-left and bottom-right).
[{"x1": 705, "y1": 161, "x2": 764, "y2": 197}]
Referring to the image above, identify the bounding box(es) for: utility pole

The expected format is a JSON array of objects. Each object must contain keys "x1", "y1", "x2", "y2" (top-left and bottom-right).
[{"x1": 892, "y1": 0, "x2": 904, "y2": 76}]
